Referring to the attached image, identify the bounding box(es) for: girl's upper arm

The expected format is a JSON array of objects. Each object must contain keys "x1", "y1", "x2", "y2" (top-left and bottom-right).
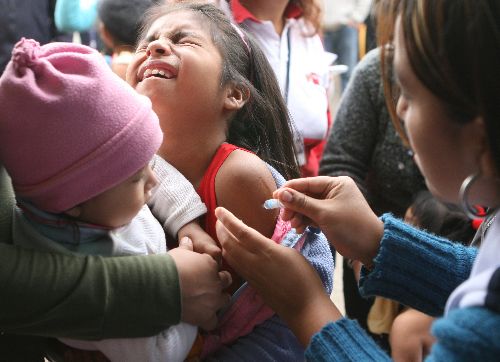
[{"x1": 215, "y1": 150, "x2": 279, "y2": 238}]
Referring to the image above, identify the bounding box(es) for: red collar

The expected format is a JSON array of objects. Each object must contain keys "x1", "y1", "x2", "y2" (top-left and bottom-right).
[{"x1": 230, "y1": 0, "x2": 303, "y2": 24}]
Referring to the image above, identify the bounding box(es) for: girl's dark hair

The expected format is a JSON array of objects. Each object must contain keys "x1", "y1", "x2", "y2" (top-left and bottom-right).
[
  {"x1": 140, "y1": 2, "x2": 300, "y2": 180},
  {"x1": 409, "y1": 191, "x2": 476, "y2": 245},
  {"x1": 378, "y1": 0, "x2": 500, "y2": 171}
]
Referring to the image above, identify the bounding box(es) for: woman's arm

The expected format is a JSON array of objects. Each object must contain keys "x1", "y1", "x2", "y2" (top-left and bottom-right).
[
  {"x1": 0, "y1": 241, "x2": 230, "y2": 338},
  {"x1": 0, "y1": 244, "x2": 181, "y2": 339},
  {"x1": 359, "y1": 214, "x2": 478, "y2": 316},
  {"x1": 429, "y1": 307, "x2": 500, "y2": 360},
  {"x1": 306, "y1": 319, "x2": 391, "y2": 361},
  {"x1": 274, "y1": 178, "x2": 476, "y2": 315},
  {"x1": 306, "y1": 306, "x2": 500, "y2": 361}
]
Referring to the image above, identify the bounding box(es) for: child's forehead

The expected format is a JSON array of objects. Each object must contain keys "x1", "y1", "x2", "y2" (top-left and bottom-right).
[{"x1": 146, "y1": 10, "x2": 208, "y2": 36}]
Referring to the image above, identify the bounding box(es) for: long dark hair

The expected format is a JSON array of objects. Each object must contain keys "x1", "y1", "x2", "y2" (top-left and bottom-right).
[
  {"x1": 140, "y1": 2, "x2": 300, "y2": 180},
  {"x1": 378, "y1": 0, "x2": 500, "y2": 172}
]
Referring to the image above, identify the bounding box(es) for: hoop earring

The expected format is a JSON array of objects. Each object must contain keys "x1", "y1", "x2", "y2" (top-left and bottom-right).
[{"x1": 459, "y1": 173, "x2": 486, "y2": 220}]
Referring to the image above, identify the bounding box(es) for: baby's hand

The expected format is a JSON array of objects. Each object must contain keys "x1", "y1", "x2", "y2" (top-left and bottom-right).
[{"x1": 178, "y1": 221, "x2": 222, "y2": 264}]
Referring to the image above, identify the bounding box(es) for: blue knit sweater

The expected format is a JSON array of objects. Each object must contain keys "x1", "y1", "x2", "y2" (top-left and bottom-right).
[{"x1": 305, "y1": 214, "x2": 500, "y2": 361}]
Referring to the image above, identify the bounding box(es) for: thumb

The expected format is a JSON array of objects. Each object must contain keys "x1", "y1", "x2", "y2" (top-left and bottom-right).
[
  {"x1": 276, "y1": 188, "x2": 323, "y2": 222},
  {"x1": 178, "y1": 236, "x2": 194, "y2": 251}
]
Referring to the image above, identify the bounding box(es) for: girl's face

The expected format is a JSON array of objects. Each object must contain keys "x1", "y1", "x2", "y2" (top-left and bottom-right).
[
  {"x1": 393, "y1": 18, "x2": 485, "y2": 205},
  {"x1": 126, "y1": 11, "x2": 226, "y2": 122}
]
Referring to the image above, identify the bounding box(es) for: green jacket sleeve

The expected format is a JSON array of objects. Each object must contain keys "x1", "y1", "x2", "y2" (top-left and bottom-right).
[
  {"x1": 0, "y1": 245, "x2": 181, "y2": 339},
  {"x1": 0, "y1": 166, "x2": 181, "y2": 339}
]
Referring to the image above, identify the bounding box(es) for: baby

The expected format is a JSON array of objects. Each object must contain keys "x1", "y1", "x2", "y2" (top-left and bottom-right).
[{"x1": 0, "y1": 38, "x2": 215, "y2": 361}]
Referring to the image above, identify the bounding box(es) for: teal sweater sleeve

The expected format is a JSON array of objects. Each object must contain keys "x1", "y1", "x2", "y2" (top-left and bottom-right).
[
  {"x1": 306, "y1": 318, "x2": 391, "y2": 361},
  {"x1": 306, "y1": 307, "x2": 500, "y2": 361},
  {"x1": 0, "y1": 245, "x2": 181, "y2": 339},
  {"x1": 54, "y1": 0, "x2": 98, "y2": 32},
  {"x1": 304, "y1": 215, "x2": 497, "y2": 361},
  {"x1": 359, "y1": 214, "x2": 477, "y2": 316},
  {"x1": 428, "y1": 307, "x2": 500, "y2": 361}
]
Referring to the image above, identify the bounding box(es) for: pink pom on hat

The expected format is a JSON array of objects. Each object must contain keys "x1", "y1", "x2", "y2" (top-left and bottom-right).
[{"x1": 0, "y1": 38, "x2": 163, "y2": 213}]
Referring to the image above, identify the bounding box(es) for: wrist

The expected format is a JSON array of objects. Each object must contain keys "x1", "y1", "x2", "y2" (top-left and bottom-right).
[
  {"x1": 360, "y1": 218, "x2": 384, "y2": 268},
  {"x1": 284, "y1": 294, "x2": 342, "y2": 347},
  {"x1": 177, "y1": 221, "x2": 197, "y2": 240}
]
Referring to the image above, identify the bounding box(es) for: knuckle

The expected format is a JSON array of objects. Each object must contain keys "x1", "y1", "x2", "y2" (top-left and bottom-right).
[
  {"x1": 296, "y1": 193, "x2": 308, "y2": 210},
  {"x1": 234, "y1": 224, "x2": 250, "y2": 240}
]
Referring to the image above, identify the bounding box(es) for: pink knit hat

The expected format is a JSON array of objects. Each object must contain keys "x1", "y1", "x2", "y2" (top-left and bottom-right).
[{"x1": 0, "y1": 38, "x2": 163, "y2": 213}]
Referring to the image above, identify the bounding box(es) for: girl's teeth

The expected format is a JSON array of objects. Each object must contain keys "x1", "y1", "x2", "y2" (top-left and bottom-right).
[{"x1": 143, "y1": 68, "x2": 171, "y2": 80}]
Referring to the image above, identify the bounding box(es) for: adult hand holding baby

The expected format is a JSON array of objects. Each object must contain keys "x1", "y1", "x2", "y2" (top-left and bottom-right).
[{"x1": 169, "y1": 236, "x2": 231, "y2": 331}]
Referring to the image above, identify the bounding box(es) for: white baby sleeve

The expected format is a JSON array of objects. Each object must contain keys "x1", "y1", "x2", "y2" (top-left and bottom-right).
[
  {"x1": 148, "y1": 155, "x2": 207, "y2": 238},
  {"x1": 61, "y1": 322, "x2": 197, "y2": 362}
]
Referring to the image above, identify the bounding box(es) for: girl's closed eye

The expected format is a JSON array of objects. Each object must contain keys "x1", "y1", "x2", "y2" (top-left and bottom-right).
[
  {"x1": 178, "y1": 38, "x2": 197, "y2": 46},
  {"x1": 171, "y1": 31, "x2": 201, "y2": 46}
]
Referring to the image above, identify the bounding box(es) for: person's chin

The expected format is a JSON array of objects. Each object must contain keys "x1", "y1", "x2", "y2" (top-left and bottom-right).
[{"x1": 135, "y1": 83, "x2": 160, "y2": 100}]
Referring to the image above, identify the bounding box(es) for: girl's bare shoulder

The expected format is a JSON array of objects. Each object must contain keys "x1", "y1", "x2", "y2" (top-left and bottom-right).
[{"x1": 216, "y1": 149, "x2": 278, "y2": 237}]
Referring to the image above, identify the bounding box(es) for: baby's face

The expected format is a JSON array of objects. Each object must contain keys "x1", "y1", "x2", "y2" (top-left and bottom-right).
[{"x1": 74, "y1": 164, "x2": 158, "y2": 228}]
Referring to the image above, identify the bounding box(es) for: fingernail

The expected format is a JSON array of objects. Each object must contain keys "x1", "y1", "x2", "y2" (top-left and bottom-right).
[
  {"x1": 263, "y1": 199, "x2": 284, "y2": 209},
  {"x1": 180, "y1": 236, "x2": 191, "y2": 245},
  {"x1": 281, "y1": 190, "x2": 293, "y2": 202}
]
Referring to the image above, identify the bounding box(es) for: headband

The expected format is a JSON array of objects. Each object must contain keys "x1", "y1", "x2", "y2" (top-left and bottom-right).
[{"x1": 231, "y1": 22, "x2": 251, "y2": 54}]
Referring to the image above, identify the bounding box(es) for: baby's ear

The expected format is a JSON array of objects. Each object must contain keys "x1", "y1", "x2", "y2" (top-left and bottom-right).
[
  {"x1": 223, "y1": 83, "x2": 250, "y2": 111},
  {"x1": 64, "y1": 206, "x2": 82, "y2": 218}
]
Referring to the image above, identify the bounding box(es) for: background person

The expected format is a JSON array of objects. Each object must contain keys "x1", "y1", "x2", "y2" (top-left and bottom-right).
[{"x1": 321, "y1": 0, "x2": 373, "y2": 90}]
